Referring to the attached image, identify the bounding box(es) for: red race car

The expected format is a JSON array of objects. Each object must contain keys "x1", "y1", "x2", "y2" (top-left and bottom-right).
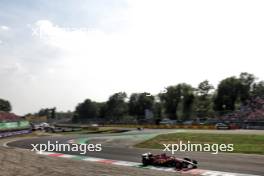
[{"x1": 141, "y1": 153, "x2": 198, "y2": 170}]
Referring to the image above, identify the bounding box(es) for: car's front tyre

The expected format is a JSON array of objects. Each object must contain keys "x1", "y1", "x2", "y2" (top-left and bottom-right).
[{"x1": 142, "y1": 158, "x2": 150, "y2": 166}]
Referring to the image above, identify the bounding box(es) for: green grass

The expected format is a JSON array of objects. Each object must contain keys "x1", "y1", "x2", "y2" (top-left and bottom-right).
[{"x1": 135, "y1": 133, "x2": 264, "y2": 154}]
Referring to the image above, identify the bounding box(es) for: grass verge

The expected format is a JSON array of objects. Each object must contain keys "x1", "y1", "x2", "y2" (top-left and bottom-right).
[{"x1": 135, "y1": 132, "x2": 264, "y2": 154}]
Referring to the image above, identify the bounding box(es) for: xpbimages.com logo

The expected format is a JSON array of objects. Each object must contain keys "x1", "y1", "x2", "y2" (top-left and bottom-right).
[
  {"x1": 163, "y1": 141, "x2": 234, "y2": 154},
  {"x1": 31, "y1": 141, "x2": 102, "y2": 154}
]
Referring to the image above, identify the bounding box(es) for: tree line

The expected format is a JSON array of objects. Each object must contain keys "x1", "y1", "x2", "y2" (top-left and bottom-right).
[
  {"x1": 73, "y1": 72, "x2": 264, "y2": 123},
  {"x1": 1, "y1": 72, "x2": 263, "y2": 122}
]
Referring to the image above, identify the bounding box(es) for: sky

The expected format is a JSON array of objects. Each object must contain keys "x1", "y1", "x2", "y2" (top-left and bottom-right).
[{"x1": 0, "y1": 0, "x2": 264, "y2": 115}]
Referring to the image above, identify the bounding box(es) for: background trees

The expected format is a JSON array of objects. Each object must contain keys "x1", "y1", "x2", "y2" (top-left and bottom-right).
[
  {"x1": 159, "y1": 85, "x2": 182, "y2": 120},
  {"x1": 194, "y1": 80, "x2": 214, "y2": 117},
  {"x1": 128, "y1": 92, "x2": 154, "y2": 120},
  {"x1": 0, "y1": 99, "x2": 12, "y2": 112},
  {"x1": 15, "y1": 72, "x2": 264, "y2": 124},
  {"x1": 73, "y1": 99, "x2": 98, "y2": 122},
  {"x1": 159, "y1": 83, "x2": 194, "y2": 120},
  {"x1": 238, "y1": 72, "x2": 256, "y2": 103},
  {"x1": 38, "y1": 108, "x2": 56, "y2": 119},
  {"x1": 22, "y1": 72, "x2": 262, "y2": 124},
  {"x1": 181, "y1": 84, "x2": 195, "y2": 120},
  {"x1": 3, "y1": 72, "x2": 262, "y2": 124},
  {"x1": 252, "y1": 81, "x2": 264, "y2": 97},
  {"x1": 213, "y1": 77, "x2": 241, "y2": 113},
  {"x1": 105, "y1": 92, "x2": 128, "y2": 121},
  {"x1": 213, "y1": 72, "x2": 260, "y2": 114},
  {"x1": 97, "y1": 102, "x2": 107, "y2": 119}
]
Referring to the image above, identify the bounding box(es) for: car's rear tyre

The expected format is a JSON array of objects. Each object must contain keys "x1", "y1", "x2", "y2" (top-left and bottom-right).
[{"x1": 175, "y1": 162, "x2": 183, "y2": 170}]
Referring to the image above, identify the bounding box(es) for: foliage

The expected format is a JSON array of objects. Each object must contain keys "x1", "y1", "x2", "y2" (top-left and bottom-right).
[
  {"x1": 128, "y1": 92, "x2": 154, "y2": 119},
  {"x1": 153, "y1": 102, "x2": 162, "y2": 119},
  {"x1": 38, "y1": 108, "x2": 56, "y2": 119},
  {"x1": 0, "y1": 99, "x2": 12, "y2": 112},
  {"x1": 213, "y1": 72, "x2": 259, "y2": 114},
  {"x1": 159, "y1": 83, "x2": 194, "y2": 120},
  {"x1": 74, "y1": 99, "x2": 98, "y2": 122},
  {"x1": 238, "y1": 72, "x2": 256, "y2": 103},
  {"x1": 30, "y1": 72, "x2": 264, "y2": 123},
  {"x1": 194, "y1": 80, "x2": 214, "y2": 117},
  {"x1": 105, "y1": 92, "x2": 128, "y2": 121},
  {"x1": 159, "y1": 85, "x2": 182, "y2": 119},
  {"x1": 213, "y1": 77, "x2": 242, "y2": 113},
  {"x1": 97, "y1": 102, "x2": 107, "y2": 118},
  {"x1": 252, "y1": 81, "x2": 264, "y2": 97}
]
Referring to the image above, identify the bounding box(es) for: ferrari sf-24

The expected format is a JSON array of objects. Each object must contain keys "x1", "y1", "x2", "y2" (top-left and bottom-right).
[{"x1": 142, "y1": 153, "x2": 198, "y2": 170}]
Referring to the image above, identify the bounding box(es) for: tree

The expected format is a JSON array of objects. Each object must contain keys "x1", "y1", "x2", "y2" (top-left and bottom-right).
[
  {"x1": 38, "y1": 108, "x2": 48, "y2": 116},
  {"x1": 196, "y1": 80, "x2": 214, "y2": 97},
  {"x1": 159, "y1": 85, "x2": 182, "y2": 120},
  {"x1": 238, "y1": 72, "x2": 256, "y2": 103},
  {"x1": 159, "y1": 83, "x2": 194, "y2": 120},
  {"x1": 105, "y1": 92, "x2": 128, "y2": 121},
  {"x1": 194, "y1": 80, "x2": 214, "y2": 117},
  {"x1": 252, "y1": 81, "x2": 264, "y2": 97},
  {"x1": 0, "y1": 99, "x2": 12, "y2": 112},
  {"x1": 74, "y1": 99, "x2": 98, "y2": 122},
  {"x1": 213, "y1": 77, "x2": 241, "y2": 113},
  {"x1": 153, "y1": 102, "x2": 162, "y2": 119},
  {"x1": 50, "y1": 107, "x2": 56, "y2": 119},
  {"x1": 38, "y1": 107, "x2": 56, "y2": 119},
  {"x1": 128, "y1": 92, "x2": 154, "y2": 119},
  {"x1": 97, "y1": 102, "x2": 107, "y2": 118},
  {"x1": 180, "y1": 84, "x2": 195, "y2": 120}
]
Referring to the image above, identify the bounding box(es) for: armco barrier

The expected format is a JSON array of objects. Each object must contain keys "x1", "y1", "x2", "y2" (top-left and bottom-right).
[{"x1": 104, "y1": 124, "x2": 216, "y2": 129}]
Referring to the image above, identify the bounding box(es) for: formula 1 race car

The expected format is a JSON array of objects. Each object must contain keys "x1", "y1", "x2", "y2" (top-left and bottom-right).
[{"x1": 142, "y1": 153, "x2": 198, "y2": 170}]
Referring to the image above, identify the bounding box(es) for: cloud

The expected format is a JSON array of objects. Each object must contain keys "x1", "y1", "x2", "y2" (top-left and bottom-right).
[
  {"x1": 2, "y1": 0, "x2": 264, "y2": 115},
  {"x1": 0, "y1": 25, "x2": 9, "y2": 31},
  {"x1": 30, "y1": 0, "x2": 264, "y2": 92}
]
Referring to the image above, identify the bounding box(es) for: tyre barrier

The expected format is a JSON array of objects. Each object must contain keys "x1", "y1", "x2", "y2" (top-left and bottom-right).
[{"x1": 0, "y1": 129, "x2": 31, "y2": 138}]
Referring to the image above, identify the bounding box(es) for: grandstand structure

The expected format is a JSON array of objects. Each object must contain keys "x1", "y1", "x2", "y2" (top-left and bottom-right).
[
  {"x1": 0, "y1": 112, "x2": 22, "y2": 122},
  {"x1": 222, "y1": 97, "x2": 264, "y2": 129}
]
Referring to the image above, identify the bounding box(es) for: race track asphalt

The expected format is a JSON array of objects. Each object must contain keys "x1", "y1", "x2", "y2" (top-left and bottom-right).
[{"x1": 7, "y1": 131, "x2": 264, "y2": 175}]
